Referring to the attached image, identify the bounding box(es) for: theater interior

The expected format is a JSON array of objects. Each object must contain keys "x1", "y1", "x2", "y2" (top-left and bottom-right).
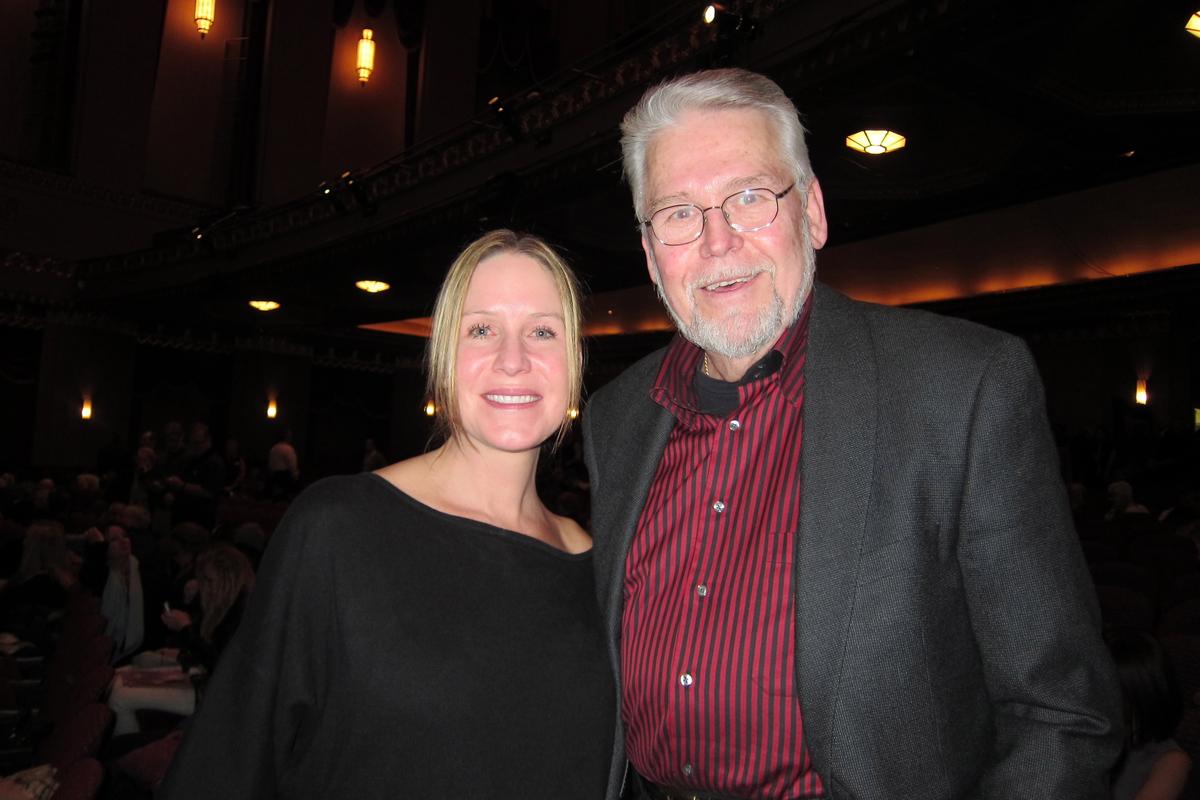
[{"x1": 2, "y1": 0, "x2": 1199, "y2": 478}]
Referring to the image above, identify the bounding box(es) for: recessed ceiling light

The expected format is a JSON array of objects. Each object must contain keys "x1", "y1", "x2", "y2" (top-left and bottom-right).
[
  {"x1": 355, "y1": 280, "x2": 391, "y2": 293},
  {"x1": 846, "y1": 129, "x2": 907, "y2": 155},
  {"x1": 249, "y1": 300, "x2": 281, "y2": 311}
]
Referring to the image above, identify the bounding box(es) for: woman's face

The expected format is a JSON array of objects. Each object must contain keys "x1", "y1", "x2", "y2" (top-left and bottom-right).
[{"x1": 454, "y1": 253, "x2": 569, "y2": 455}]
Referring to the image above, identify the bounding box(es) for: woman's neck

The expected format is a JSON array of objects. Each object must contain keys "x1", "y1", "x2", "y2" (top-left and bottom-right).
[{"x1": 421, "y1": 439, "x2": 544, "y2": 532}]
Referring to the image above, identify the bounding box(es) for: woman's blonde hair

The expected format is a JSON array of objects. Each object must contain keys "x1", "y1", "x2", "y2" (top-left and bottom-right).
[
  {"x1": 425, "y1": 229, "x2": 584, "y2": 450},
  {"x1": 196, "y1": 544, "x2": 255, "y2": 642}
]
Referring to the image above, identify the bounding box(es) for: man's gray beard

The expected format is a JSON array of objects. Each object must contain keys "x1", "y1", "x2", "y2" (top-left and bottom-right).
[{"x1": 651, "y1": 239, "x2": 816, "y2": 360}]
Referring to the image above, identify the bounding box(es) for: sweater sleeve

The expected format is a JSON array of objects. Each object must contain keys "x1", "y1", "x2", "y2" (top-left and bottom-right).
[{"x1": 158, "y1": 485, "x2": 337, "y2": 799}]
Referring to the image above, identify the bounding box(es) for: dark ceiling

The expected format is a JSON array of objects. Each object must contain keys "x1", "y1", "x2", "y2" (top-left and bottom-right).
[{"x1": 60, "y1": 0, "x2": 1200, "y2": 356}]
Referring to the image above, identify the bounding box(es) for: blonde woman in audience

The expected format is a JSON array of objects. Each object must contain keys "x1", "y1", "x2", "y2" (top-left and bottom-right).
[{"x1": 161, "y1": 230, "x2": 614, "y2": 799}]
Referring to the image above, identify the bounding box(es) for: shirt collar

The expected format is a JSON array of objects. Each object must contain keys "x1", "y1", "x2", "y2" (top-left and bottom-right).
[{"x1": 650, "y1": 293, "x2": 811, "y2": 425}]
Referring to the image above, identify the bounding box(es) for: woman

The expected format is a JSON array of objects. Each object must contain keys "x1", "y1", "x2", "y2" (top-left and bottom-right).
[
  {"x1": 107, "y1": 543, "x2": 254, "y2": 735},
  {"x1": 0, "y1": 521, "x2": 76, "y2": 650},
  {"x1": 160, "y1": 230, "x2": 614, "y2": 798}
]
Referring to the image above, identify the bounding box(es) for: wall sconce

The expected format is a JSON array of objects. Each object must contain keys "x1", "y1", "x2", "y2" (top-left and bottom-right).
[
  {"x1": 423, "y1": 400, "x2": 436, "y2": 417},
  {"x1": 357, "y1": 28, "x2": 376, "y2": 85},
  {"x1": 267, "y1": 397, "x2": 278, "y2": 419},
  {"x1": 355, "y1": 280, "x2": 390, "y2": 293},
  {"x1": 846, "y1": 130, "x2": 907, "y2": 155},
  {"x1": 1135, "y1": 379, "x2": 1148, "y2": 405},
  {"x1": 249, "y1": 300, "x2": 281, "y2": 311},
  {"x1": 1187, "y1": 12, "x2": 1200, "y2": 38},
  {"x1": 81, "y1": 396, "x2": 93, "y2": 421},
  {"x1": 195, "y1": 0, "x2": 215, "y2": 38}
]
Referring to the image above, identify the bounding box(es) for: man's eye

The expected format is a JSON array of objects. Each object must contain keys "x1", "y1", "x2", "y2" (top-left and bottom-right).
[
  {"x1": 734, "y1": 191, "x2": 763, "y2": 206},
  {"x1": 666, "y1": 206, "x2": 695, "y2": 222}
]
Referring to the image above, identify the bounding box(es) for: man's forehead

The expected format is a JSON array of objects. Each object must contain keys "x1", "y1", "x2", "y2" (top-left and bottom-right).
[{"x1": 642, "y1": 107, "x2": 787, "y2": 203}]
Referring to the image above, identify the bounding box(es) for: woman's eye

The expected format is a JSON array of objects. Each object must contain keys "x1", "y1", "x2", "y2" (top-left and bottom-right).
[
  {"x1": 531, "y1": 326, "x2": 557, "y2": 339},
  {"x1": 467, "y1": 324, "x2": 490, "y2": 338}
]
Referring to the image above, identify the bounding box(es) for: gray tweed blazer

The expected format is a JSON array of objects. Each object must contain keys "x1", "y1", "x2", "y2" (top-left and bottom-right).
[{"x1": 583, "y1": 282, "x2": 1122, "y2": 800}]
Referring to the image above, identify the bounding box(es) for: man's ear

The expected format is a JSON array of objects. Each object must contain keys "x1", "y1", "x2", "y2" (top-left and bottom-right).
[
  {"x1": 804, "y1": 178, "x2": 829, "y2": 251},
  {"x1": 641, "y1": 233, "x2": 660, "y2": 285}
]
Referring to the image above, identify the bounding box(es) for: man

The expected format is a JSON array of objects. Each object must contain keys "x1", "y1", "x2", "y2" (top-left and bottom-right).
[
  {"x1": 582, "y1": 68, "x2": 1121, "y2": 800},
  {"x1": 167, "y1": 422, "x2": 224, "y2": 529},
  {"x1": 267, "y1": 428, "x2": 300, "y2": 499}
]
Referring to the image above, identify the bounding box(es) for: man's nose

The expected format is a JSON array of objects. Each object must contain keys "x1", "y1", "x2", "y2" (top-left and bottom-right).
[{"x1": 698, "y1": 207, "x2": 742, "y2": 257}]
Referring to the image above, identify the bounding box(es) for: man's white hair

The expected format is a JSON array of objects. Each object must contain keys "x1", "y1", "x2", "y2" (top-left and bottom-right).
[{"x1": 619, "y1": 68, "x2": 814, "y2": 220}]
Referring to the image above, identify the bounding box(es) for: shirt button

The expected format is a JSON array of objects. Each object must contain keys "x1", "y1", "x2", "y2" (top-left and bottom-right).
[
  {"x1": 679, "y1": 673, "x2": 693, "y2": 687},
  {"x1": 728, "y1": 419, "x2": 741, "y2": 432},
  {"x1": 695, "y1": 584, "x2": 708, "y2": 597},
  {"x1": 712, "y1": 500, "x2": 726, "y2": 513},
  {"x1": 682, "y1": 763, "x2": 694, "y2": 777}
]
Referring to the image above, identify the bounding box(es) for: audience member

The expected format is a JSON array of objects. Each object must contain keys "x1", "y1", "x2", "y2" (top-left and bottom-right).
[
  {"x1": 158, "y1": 422, "x2": 188, "y2": 480},
  {"x1": 167, "y1": 423, "x2": 224, "y2": 529},
  {"x1": 1108, "y1": 628, "x2": 1192, "y2": 800},
  {"x1": 265, "y1": 429, "x2": 299, "y2": 499},
  {"x1": 0, "y1": 520, "x2": 76, "y2": 649},
  {"x1": 1108, "y1": 480, "x2": 1152, "y2": 521},
  {"x1": 361, "y1": 437, "x2": 387, "y2": 472},
  {"x1": 220, "y1": 437, "x2": 247, "y2": 496}
]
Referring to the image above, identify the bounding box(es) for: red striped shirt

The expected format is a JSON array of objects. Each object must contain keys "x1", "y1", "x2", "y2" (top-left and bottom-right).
[{"x1": 621, "y1": 304, "x2": 823, "y2": 799}]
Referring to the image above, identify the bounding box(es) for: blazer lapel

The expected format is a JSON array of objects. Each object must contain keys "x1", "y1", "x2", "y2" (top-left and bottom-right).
[
  {"x1": 599, "y1": 399, "x2": 675, "y2": 638},
  {"x1": 796, "y1": 284, "x2": 878, "y2": 774}
]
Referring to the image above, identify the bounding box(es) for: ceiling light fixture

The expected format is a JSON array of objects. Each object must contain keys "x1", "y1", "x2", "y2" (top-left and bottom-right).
[
  {"x1": 357, "y1": 28, "x2": 376, "y2": 85},
  {"x1": 194, "y1": 0, "x2": 215, "y2": 38},
  {"x1": 249, "y1": 300, "x2": 281, "y2": 311},
  {"x1": 1187, "y1": 12, "x2": 1200, "y2": 38},
  {"x1": 846, "y1": 129, "x2": 907, "y2": 155},
  {"x1": 702, "y1": 4, "x2": 725, "y2": 24},
  {"x1": 355, "y1": 280, "x2": 391, "y2": 293}
]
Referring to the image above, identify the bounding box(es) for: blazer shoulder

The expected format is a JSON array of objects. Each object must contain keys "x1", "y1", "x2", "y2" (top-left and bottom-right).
[
  {"x1": 818, "y1": 283, "x2": 1022, "y2": 366},
  {"x1": 588, "y1": 346, "x2": 668, "y2": 416}
]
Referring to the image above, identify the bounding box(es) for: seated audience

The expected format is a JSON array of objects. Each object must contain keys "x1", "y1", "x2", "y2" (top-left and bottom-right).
[{"x1": 108, "y1": 543, "x2": 254, "y2": 735}]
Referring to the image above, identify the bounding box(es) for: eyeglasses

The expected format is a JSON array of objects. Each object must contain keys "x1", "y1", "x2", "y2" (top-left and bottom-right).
[{"x1": 642, "y1": 183, "x2": 795, "y2": 246}]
